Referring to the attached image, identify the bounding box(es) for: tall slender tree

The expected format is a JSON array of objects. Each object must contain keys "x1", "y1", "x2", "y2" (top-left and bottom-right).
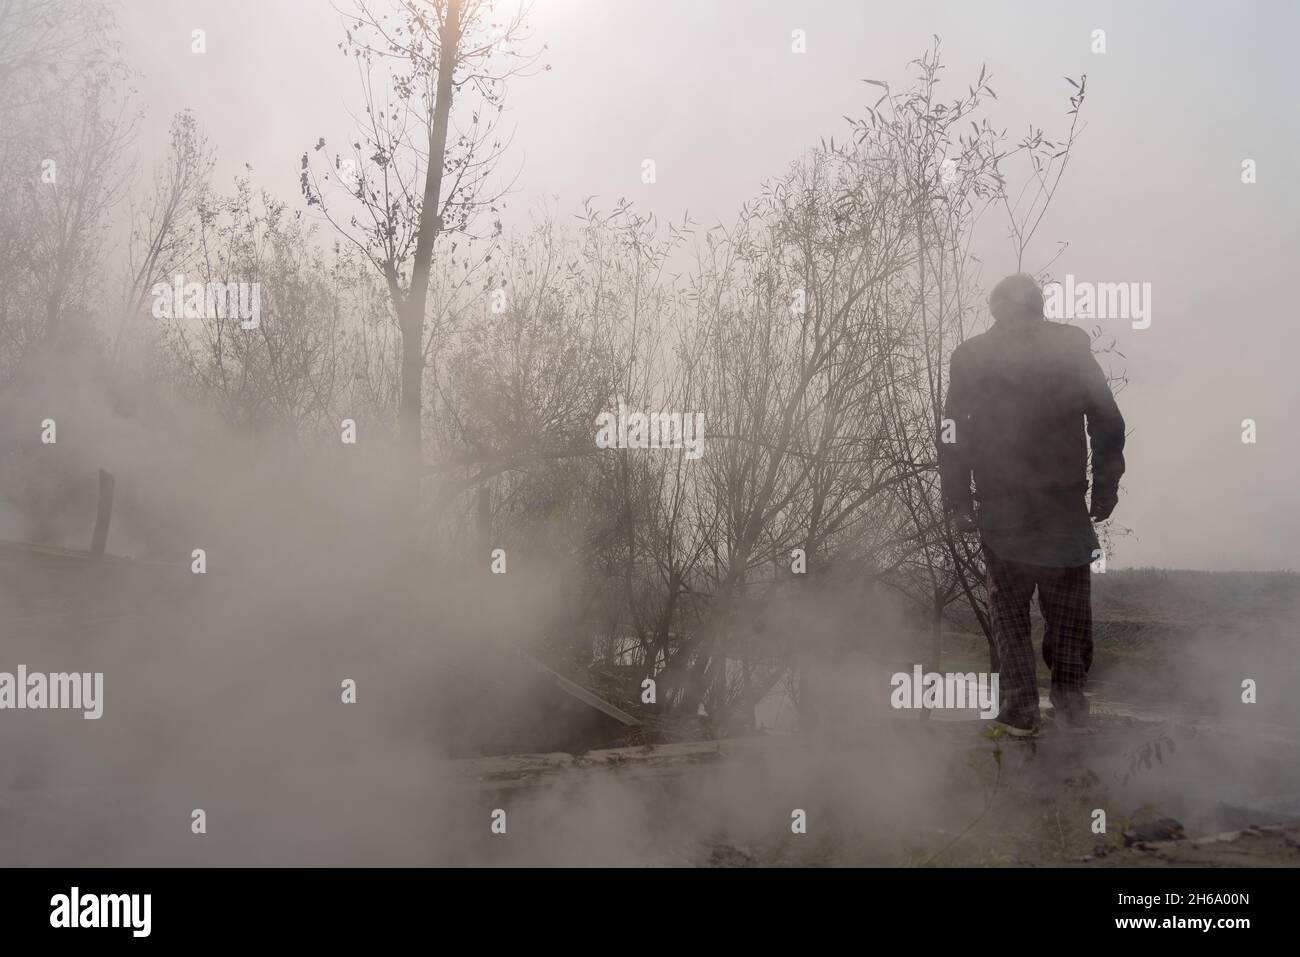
[{"x1": 302, "y1": 0, "x2": 543, "y2": 533}]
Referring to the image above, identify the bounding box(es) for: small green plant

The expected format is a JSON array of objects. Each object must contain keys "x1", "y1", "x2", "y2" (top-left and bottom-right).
[{"x1": 917, "y1": 725, "x2": 1006, "y2": 866}]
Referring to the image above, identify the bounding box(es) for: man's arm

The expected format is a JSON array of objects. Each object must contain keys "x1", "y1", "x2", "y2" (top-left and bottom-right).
[
  {"x1": 1075, "y1": 334, "x2": 1126, "y2": 520},
  {"x1": 938, "y1": 346, "x2": 976, "y2": 525}
]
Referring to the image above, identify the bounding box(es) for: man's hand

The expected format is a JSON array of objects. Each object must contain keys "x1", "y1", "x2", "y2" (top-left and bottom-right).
[
  {"x1": 949, "y1": 508, "x2": 978, "y2": 535},
  {"x1": 1090, "y1": 492, "x2": 1118, "y2": 522}
]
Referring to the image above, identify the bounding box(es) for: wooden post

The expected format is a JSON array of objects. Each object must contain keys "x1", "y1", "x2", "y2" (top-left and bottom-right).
[
  {"x1": 90, "y1": 469, "x2": 115, "y2": 556},
  {"x1": 476, "y1": 483, "x2": 491, "y2": 574}
]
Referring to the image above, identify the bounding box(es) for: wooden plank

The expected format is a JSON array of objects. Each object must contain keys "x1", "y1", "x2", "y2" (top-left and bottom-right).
[{"x1": 515, "y1": 649, "x2": 641, "y2": 727}]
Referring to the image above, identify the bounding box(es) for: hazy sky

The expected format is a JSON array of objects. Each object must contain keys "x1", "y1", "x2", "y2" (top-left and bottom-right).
[{"x1": 114, "y1": 0, "x2": 1300, "y2": 571}]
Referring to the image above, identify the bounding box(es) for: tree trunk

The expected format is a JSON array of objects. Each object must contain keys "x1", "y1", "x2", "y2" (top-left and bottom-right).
[{"x1": 395, "y1": 0, "x2": 461, "y2": 537}]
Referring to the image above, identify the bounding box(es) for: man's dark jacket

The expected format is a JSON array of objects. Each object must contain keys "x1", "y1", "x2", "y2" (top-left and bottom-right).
[{"x1": 938, "y1": 317, "x2": 1126, "y2": 567}]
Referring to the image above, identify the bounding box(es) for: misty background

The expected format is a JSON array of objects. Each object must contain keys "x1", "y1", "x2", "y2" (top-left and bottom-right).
[
  {"x1": 112, "y1": 0, "x2": 1300, "y2": 572},
  {"x1": 1, "y1": 0, "x2": 1297, "y2": 868}
]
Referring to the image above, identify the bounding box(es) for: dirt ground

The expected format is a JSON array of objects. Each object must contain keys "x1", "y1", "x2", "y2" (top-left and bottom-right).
[
  {"x1": 456, "y1": 706, "x2": 1300, "y2": 867},
  {"x1": 1079, "y1": 821, "x2": 1300, "y2": 868}
]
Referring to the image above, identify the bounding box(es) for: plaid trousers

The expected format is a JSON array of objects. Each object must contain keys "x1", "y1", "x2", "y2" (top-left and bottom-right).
[{"x1": 983, "y1": 546, "x2": 1093, "y2": 719}]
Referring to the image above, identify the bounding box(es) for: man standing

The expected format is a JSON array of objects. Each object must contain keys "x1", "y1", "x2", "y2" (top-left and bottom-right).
[{"x1": 938, "y1": 274, "x2": 1126, "y2": 736}]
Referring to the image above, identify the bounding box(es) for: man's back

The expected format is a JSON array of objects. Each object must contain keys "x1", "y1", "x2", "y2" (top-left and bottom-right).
[{"x1": 939, "y1": 316, "x2": 1125, "y2": 567}]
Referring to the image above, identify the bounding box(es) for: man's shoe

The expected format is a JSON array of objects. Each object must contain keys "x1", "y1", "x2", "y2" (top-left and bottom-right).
[
  {"x1": 1048, "y1": 689, "x2": 1094, "y2": 734},
  {"x1": 991, "y1": 710, "x2": 1040, "y2": 738}
]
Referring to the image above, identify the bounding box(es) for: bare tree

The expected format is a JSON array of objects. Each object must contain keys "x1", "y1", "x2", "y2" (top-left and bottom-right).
[
  {"x1": 158, "y1": 180, "x2": 387, "y2": 441},
  {"x1": 112, "y1": 110, "x2": 216, "y2": 365},
  {"x1": 25, "y1": 71, "x2": 137, "y2": 347},
  {"x1": 0, "y1": 0, "x2": 131, "y2": 373},
  {"x1": 0, "y1": 0, "x2": 118, "y2": 115},
  {"x1": 302, "y1": 0, "x2": 543, "y2": 528}
]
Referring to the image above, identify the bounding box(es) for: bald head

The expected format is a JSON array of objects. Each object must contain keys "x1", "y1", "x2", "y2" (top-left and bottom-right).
[{"x1": 989, "y1": 273, "x2": 1045, "y2": 323}]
